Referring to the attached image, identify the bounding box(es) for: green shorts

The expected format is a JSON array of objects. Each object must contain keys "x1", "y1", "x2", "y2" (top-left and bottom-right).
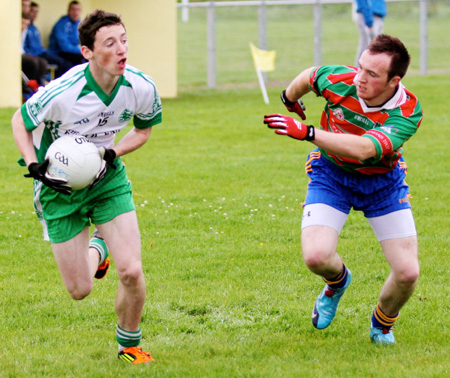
[{"x1": 35, "y1": 158, "x2": 136, "y2": 243}]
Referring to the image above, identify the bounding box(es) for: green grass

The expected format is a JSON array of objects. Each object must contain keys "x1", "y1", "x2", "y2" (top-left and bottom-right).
[
  {"x1": 1, "y1": 73, "x2": 450, "y2": 376},
  {"x1": 1, "y1": 4, "x2": 450, "y2": 376}
]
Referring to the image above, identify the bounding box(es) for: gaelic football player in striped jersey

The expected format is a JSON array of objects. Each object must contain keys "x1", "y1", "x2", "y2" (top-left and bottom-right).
[
  {"x1": 264, "y1": 35, "x2": 423, "y2": 344},
  {"x1": 12, "y1": 10, "x2": 161, "y2": 363}
]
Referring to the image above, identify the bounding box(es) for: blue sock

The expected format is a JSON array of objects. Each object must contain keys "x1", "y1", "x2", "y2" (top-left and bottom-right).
[
  {"x1": 372, "y1": 304, "x2": 399, "y2": 329},
  {"x1": 324, "y1": 264, "x2": 348, "y2": 289}
]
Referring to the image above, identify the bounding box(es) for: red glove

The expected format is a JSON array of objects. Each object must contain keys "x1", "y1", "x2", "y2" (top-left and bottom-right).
[
  {"x1": 264, "y1": 114, "x2": 315, "y2": 141},
  {"x1": 280, "y1": 90, "x2": 306, "y2": 120}
]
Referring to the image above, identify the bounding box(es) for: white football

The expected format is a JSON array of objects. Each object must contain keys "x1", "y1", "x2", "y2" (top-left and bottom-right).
[{"x1": 45, "y1": 135, "x2": 102, "y2": 190}]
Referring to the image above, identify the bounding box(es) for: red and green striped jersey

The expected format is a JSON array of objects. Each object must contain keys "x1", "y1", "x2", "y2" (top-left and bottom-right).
[{"x1": 309, "y1": 65, "x2": 423, "y2": 174}]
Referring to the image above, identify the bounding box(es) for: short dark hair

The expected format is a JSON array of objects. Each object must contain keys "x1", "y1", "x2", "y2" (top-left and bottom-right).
[
  {"x1": 68, "y1": 1, "x2": 80, "y2": 9},
  {"x1": 367, "y1": 34, "x2": 411, "y2": 80},
  {"x1": 31, "y1": 2, "x2": 39, "y2": 7},
  {"x1": 78, "y1": 9, "x2": 124, "y2": 50}
]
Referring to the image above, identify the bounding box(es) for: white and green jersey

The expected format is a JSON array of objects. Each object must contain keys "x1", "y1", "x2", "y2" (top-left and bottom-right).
[{"x1": 21, "y1": 63, "x2": 162, "y2": 163}]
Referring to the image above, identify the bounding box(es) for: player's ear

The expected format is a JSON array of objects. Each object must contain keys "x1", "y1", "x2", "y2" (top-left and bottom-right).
[
  {"x1": 81, "y1": 45, "x2": 93, "y2": 60},
  {"x1": 389, "y1": 75, "x2": 401, "y2": 88}
]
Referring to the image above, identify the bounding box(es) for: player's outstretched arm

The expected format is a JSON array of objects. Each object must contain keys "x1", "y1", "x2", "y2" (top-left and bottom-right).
[
  {"x1": 312, "y1": 128, "x2": 377, "y2": 161},
  {"x1": 264, "y1": 113, "x2": 377, "y2": 161}
]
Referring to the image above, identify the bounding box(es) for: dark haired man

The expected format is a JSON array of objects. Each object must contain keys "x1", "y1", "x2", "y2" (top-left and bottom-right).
[
  {"x1": 264, "y1": 35, "x2": 423, "y2": 344},
  {"x1": 12, "y1": 10, "x2": 160, "y2": 363},
  {"x1": 48, "y1": 1, "x2": 85, "y2": 67}
]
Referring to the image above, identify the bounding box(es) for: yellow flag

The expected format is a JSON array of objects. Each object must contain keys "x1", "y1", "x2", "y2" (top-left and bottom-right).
[{"x1": 249, "y1": 43, "x2": 276, "y2": 72}]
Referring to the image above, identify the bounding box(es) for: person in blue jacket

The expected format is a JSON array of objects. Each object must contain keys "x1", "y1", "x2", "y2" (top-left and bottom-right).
[
  {"x1": 48, "y1": 0, "x2": 85, "y2": 67},
  {"x1": 24, "y1": 2, "x2": 72, "y2": 78},
  {"x1": 354, "y1": 0, "x2": 386, "y2": 65}
]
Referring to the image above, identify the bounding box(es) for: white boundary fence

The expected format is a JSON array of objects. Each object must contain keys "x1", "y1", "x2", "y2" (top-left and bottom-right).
[{"x1": 177, "y1": 0, "x2": 429, "y2": 88}]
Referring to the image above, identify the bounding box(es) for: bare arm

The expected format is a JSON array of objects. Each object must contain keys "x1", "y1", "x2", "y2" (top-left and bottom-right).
[
  {"x1": 11, "y1": 109, "x2": 37, "y2": 166},
  {"x1": 284, "y1": 67, "x2": 315, "y2": 102},
  {"x1": 276, "y1": 66, "x2": 377, "y2": 161},
  {"x1": 312, "y1": 129, "x2": 377, "y2": 161},
  {"x1": 111, "y1": 126, "x2": 152, "y2": 157}
]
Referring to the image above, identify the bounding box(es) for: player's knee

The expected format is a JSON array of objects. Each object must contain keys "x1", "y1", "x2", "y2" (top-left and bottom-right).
[
  {"x1": 67, "y1": 282, "x2": 93, "y2": 300},
  {"x1": 302, "y1": 249, "x2": 330, "y2": 271},
  {"x1": 395, "y1": 266, "x2": 420, "y2": 287},
  {"x1": 117, "y1": 262, "x2": 143, "y2": 287}
]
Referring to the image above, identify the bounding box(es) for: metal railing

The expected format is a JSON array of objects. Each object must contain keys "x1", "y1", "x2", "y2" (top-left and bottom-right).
[{"x1": 177, "y1": 0, "x2": 429, "y2": 88}]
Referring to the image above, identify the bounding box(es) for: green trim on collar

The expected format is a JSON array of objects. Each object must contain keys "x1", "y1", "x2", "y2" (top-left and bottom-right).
[{"x1": 78, "y1": 65, "x2": 132, "y2": 106}]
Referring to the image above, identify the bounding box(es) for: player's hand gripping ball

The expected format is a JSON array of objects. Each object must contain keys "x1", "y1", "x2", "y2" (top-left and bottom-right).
[
  {"x1": 25, "y1": 160, "x2": 72, "y2": 195},
  {"x1": 89, "y1": 147, "x2": 117, "y2": 189},
  {"x1": 45, "y1": 135, "x2": 103, "y2": 190}
]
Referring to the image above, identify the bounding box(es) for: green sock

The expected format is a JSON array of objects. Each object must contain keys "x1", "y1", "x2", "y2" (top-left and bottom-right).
[{"x1": 89, "y1": 237, "x2": 108, "y2": 265}]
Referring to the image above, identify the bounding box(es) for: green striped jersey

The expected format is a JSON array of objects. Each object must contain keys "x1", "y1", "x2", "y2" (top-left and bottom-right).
[
  {"x1": 309, "y1": 65, "x2": 423, "y2": 174},
  {"x1": 21, "y1": 63, "x2": 162, "y2": 163}
]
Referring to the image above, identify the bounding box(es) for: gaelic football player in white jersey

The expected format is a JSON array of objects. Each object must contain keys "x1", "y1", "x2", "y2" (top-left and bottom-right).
[{"x1": 12, "y1": 10, "x2": 161, "y2": 364}]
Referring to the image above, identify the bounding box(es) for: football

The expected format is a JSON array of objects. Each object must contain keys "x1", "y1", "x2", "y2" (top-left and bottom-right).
[{"x1": 45, "y1": 135, "x2": 102, "y2": 190}]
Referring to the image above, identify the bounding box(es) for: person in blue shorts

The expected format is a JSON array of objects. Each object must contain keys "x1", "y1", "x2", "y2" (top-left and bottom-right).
[{"x1": 264, "y1": 34, "x2": 423, "y2": 344}]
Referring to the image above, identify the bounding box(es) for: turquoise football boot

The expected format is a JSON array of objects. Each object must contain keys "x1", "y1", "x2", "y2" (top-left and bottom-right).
[
  {"x1": 312, "y1": 269, "x2": 352, "y2": 329},
  {"x1": 370, "y1": 325, "x2": 396, "y2": 345}
]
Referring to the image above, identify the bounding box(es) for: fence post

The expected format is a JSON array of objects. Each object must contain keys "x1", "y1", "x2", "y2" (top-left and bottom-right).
[
  {"x1": 207, "y1": 1, "x2": 216, "y2": 88},
  {"x1": 313, "y1": 0, "x2": 322, "y2": 66},
  {"x1": 419, "y1": 0, "x2": 427, "y2": 75},
  {"x1": 258, "y1": 0, "x2": 268, "y2": 84},
  {"x1": 182, "y1": 0, "x2": 189, "y2": 22}
]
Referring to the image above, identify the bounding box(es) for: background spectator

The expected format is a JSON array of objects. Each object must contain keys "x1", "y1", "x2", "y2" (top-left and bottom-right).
[
  {"x1": 21, "y1": 12, "x2": 47, "y2": 85},
  {"x1": 354, "y1": 0, "x2": 386, "y2": 65},
  {"x1": 24, "y1": 2, "x2": 72, "y2": 78},
  {"x1": 22, "y1": 0, "x2": 31, "y2": 15},
  {"x1": 48, "y1": 1, "x2": 85, "y2": 67}
]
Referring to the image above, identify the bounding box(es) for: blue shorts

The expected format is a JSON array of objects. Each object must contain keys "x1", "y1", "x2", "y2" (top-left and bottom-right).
[{"x1": 304, "y1": 150, "x2": 411, "y2": 218}]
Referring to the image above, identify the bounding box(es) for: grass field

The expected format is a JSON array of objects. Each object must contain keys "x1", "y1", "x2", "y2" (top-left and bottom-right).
[
  {"x1": 1, "y1": 4, "x2": 450, "y2": 377},
  {"x1": 1, "y1": 74, "x2": 449, "y2": 377}
]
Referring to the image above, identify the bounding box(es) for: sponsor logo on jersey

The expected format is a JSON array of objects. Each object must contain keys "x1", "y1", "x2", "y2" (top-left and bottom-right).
[
  {"x1": 74, "y1": 118, "x2": 90, "y2": 125},
  {"x1": 64, "y1": 129, "x2": 81, "y2": 136},
  {"x1": 354, "y1": 114, "x2": 370, "y2": 126},
  {"x1": 119, "y1": 109, "x2": 133, "y2": 123},
  {"x1": 98, "y1": 111, "x2": 115, "y2": 117},
  {"x1": 103, "y1": 129, "x2": 121, "y2": 136}
]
